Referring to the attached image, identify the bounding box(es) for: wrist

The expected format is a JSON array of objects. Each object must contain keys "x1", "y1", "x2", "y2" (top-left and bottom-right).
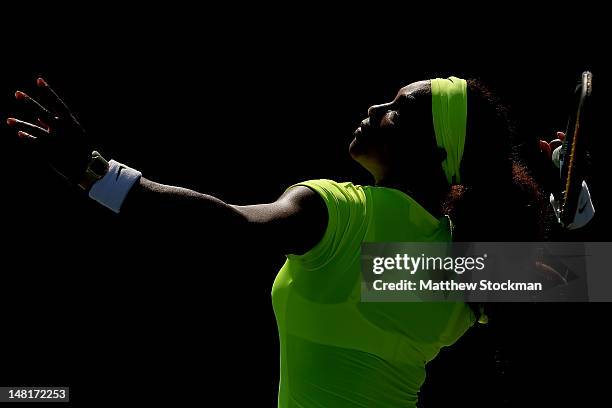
[
  {"x1": 78, "y1": 151, "x2": 110, "y2": 192},
  {"x1": 88, "y1": 160, "x2": 142, "y2": 213}
]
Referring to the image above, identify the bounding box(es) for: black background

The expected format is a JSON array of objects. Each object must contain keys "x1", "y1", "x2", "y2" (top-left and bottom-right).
[{"x1": 1, "y1": 5, "x2": 610, "y2": 407}]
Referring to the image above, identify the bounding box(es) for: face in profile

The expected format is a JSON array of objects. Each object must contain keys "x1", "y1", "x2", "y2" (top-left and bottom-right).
[{"x1": 349, "y1": 80, "x2": 440, "y2": 185}]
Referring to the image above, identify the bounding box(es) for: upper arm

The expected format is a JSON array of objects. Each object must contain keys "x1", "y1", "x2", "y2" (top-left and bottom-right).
[
  {"x1": 233, "y1": 185, "x2": 328, "y2": 256},
  {"x1": 122, "y1": 177, "x2": 328, "y2": 256}
]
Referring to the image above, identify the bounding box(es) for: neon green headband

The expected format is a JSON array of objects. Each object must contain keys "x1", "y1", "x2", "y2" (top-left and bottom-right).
[{"x1": 431, "y1": 76, "x2": 467, "y2": 184}]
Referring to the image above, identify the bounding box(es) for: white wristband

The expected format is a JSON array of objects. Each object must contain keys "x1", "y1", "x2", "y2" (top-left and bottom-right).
[{"x1": 88, "y1": 160, "x2": 142, "y2": 213}]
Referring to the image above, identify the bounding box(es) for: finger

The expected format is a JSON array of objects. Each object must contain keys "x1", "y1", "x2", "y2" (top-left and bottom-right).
[
  {"x1": 556, "y1": 131, "x2": 566, "y2": 141},
  {"x1": 15, "y1": 91, "x2": 55, "y2": 122},
  {"x1": 16, "y1": 130, "x2": 37, "y2": 140},
  {"x1": 36, "y1": 77, "x2": 77, "y2": 122},
  {"x1": 549, "y1": 139, "x2": 563, "y2": 151},
  {"x1": 7, "y1": 117, "x2": 49, "y2": 138},
  {"x1": 539, "y1": 140, "x2": 551, "y2": 160}
]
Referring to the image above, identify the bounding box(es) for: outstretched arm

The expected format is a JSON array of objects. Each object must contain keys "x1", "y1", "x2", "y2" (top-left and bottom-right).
[
  {"x1": 6, "y1": 77, "x2": 328, "y2": 256},
  {"x1": 122, "y1": 178, "x2": 328, "y2": 255}
]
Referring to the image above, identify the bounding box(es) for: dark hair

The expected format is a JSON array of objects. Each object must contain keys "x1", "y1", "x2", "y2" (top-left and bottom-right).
[
  {"x1": 437, "y1": 80, "x2": 564, "y2": 400},
  {"x1": 441, "y1": 78, "x2": 557, "y2": 242}
]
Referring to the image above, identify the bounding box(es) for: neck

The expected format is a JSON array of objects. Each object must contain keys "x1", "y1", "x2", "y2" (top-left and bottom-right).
[{"x1": 375, "y1": 176, "x2": 447, "y2": 218}]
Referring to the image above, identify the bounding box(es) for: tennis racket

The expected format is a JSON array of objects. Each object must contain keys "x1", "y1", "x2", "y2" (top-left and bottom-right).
[{"x1": 550, "y1": 71, "x2": 595, "y2": 230}]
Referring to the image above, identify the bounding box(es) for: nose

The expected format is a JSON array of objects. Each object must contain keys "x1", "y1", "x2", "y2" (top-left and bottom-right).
[
  {"x1": 367, "y1": 102, "x2": 391, "y2": 126},
  {"x1": 367, "y1": 104, "x2": 383, "y2": 118}
]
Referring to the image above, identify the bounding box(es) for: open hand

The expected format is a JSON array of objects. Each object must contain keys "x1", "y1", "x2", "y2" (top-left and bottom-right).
[{"x1": 7, "y1": 78, "x2": 93, "y2": 186}]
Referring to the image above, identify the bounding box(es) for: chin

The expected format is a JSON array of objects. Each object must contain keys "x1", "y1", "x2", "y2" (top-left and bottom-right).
[
  {"x1": 349, "y1": 138, "x2": 357, "y2": 157},
  {"x1": 349, "y1": 137, "x2": 364, "y2": 159}
]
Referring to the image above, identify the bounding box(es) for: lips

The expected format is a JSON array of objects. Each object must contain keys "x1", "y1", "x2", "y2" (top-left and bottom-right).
[
  {"x1": 354, "y1": 126, "x2": 361, "y2": 138},
  {"x1": 354, "y1": 126, "x2": 365, "y2": 140}
]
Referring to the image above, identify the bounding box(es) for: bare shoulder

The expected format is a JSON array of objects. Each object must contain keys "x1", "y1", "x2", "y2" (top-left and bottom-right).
[
  {"x1": 277, "y1": 185, "x2": 326, "y2": 211},
  {"x1": 260, "y1": 184, "x2": 328, "y2": 227},
  {"x1": 234, "y1": 185, "x2": 328, "y2": 255},
  {"x1": 277, "y1": 185, "x2": 328, "y2": 254}
]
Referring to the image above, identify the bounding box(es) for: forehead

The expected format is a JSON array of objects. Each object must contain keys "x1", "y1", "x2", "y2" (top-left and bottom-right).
[{"x1": 395, "y1": 80, "x2": 431, "y2": 100}]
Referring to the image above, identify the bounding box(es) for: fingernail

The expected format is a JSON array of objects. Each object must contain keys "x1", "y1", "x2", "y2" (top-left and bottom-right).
[
  {"x1": 15, "y1": 91, "x2": 27, "y2": 100},
  {"x1": 17, "y1": 131, "x2": 28, "y2": 138},
  {"x1": 6, "y1": 118, "x2": 16, "y2": 126},
  {"x1": 37, "y1": 77, "x2": 48, "y2": 87}
]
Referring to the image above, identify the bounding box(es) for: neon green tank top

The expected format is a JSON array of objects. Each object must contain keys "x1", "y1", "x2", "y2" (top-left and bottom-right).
[{"x1": 272, "y1": 179, "x2": 475, "y2": 408}]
